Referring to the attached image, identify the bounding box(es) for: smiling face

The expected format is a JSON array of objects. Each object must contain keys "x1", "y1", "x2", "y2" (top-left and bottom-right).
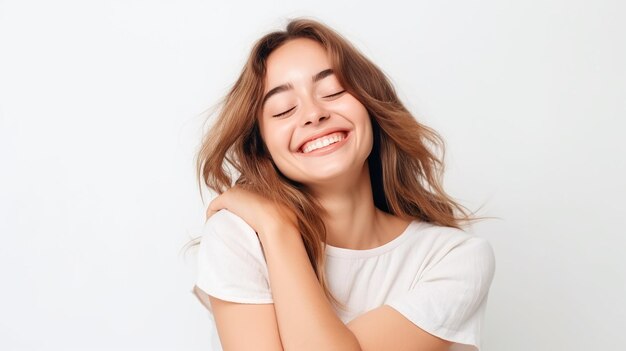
[{"x1": 257, "y1": 38, "x2": 373, "y2": 188}]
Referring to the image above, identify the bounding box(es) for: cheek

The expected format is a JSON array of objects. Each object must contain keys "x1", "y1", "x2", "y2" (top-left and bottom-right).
[
  {"x1": 335, "y1": 96, "x2": 369, "y2": 119},
  {"x1": 260, "y1": 120, "x2": 294, "y2": 157},
  {"x1": 263, "y1": 133, "x2": 299, "y2": 180},
  {"x1": 339, "y1": 99, "x2": 369, "y2": 128},
  {"x1": 353, "y1": 104, "x2": 373, "y2": 154}
]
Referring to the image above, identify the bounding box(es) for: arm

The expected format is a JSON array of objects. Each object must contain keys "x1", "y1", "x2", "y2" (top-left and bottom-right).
[
  {"x1": 194, "y1": 285, "x2": 283, "y2": 349},
  {"x1": 259, "y1": 224, "x2": 453, "y2": 351},
  {"x1": 347, "y1": 305, "x2": 453, "y2": 351},
  {"x1": 209, "y1": 296, "x2": 284, "y2": 351},
  {"x1": 204, "y1": 187, "x2": 453, "y2": 350},
  {"x1": 259, "y1": 224, "x2": 361, "y2": 351}
]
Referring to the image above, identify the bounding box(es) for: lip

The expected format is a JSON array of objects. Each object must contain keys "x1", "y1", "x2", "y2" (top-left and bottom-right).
[
  {"x1": 297, "y1": 131, "x2": 350, "y2": 157},
  {"x1": 296, "y1": 128, "x2": 350, "y2": 152}
]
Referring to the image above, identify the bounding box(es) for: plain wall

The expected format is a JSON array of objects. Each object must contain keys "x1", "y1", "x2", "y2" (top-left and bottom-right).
[{"x1": 1, "y1": 0, "x2": 624, "y2": 350}]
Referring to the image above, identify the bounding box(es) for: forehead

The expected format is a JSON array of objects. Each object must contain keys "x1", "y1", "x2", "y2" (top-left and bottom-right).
[{"x1": 264, "y1": 38, "x2": 331, "y2": 88}]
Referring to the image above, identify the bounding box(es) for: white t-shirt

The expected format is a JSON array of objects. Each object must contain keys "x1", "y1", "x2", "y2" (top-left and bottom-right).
[{"x1": 193, "y1": 209, "x2": 496, "y2": 351}]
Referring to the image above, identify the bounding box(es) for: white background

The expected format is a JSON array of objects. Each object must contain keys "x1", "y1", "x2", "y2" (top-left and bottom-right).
[{"x1": 1, "y1": 0, "x2": 624, "y2": 350}]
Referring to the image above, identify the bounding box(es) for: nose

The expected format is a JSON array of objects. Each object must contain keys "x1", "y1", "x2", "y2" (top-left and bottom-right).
[{"x1": 301, "y1": 98, "x2": 329, "y2": 126}]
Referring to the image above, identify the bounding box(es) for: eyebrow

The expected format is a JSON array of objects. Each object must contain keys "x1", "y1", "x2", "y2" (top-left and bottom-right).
[{"x1": 262, "y1": 68, "x2": 335, "y2": 106}]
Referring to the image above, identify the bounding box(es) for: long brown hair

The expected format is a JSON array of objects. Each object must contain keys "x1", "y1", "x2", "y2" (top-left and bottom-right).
[{"x1": 186, "y1": 18, "x2": 480, "y2": 310}]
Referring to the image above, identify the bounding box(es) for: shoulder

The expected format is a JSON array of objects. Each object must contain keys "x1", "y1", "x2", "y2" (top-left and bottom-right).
[
  {"x1": 384, "y1": 224, "x2": 496, "y2": 349},
  {"x1": 410, "y1": 222, "x2": 496, "y2": 277},
  {"x1": 195, "y1": 209, "x2": 272, "y2": 304},
  {"x1": 204, "y1": 209, "x2": 257, "y2": 238},
  {"x1": 414, "y1": 222, "x2": 493, "y2": 253},
  {"x1": 201, "y1": 209, "x2": 264, "y2": 253},
  {"x1": 198, "y1": 210, "x2": 268, "y2": 274}
]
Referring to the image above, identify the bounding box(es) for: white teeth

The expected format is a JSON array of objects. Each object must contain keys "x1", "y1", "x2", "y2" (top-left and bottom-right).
[{"x1": 302, "y1": 132, "x2": 345, "y2": 153}]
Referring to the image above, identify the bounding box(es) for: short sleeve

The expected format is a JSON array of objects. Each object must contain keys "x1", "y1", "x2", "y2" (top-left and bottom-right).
[
  {"x1": 194, "y1": 209, "x2": 273, "y2": 310},
  {"x1": 386, "y1": 236, "x2": 496, "y2": 351}
]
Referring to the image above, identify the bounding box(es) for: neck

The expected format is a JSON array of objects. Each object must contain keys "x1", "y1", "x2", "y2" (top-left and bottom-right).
[{"x1": 306, "y1": 164, "x2": 400, "y2": 250}]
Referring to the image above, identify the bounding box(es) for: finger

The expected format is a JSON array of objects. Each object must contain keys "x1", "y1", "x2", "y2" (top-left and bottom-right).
[
  {"x1": 205, "y1": 207, "x2": 216, "y2": 221},
  {"x1": 206, "y1": 195, "x2": 226, "y2": 221}
]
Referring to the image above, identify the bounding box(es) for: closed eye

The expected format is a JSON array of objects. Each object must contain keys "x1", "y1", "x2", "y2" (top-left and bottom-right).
[
  {"x1": 323, "y1": 90, "x2": 346, "y2": 99},
  {"x1": 272, "y1": 106, "x2": 296, "y2": 118}
]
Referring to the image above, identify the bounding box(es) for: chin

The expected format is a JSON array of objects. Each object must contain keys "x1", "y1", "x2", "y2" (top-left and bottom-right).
[
  {"x1": 296, "y1": 165, "x2": 365, "y2": 186},
  {"x1": 277, "y1": 154, "x2": 369, "y2": 185}
]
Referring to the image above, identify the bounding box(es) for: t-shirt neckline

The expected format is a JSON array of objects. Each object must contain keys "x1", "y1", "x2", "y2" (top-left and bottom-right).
[{"x1": 324, "y1": 220, "x2": 423, "y2": 259}]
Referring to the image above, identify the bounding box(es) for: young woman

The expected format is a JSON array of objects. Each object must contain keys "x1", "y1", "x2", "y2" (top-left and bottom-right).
[{"x1": 190, "y1": 18, "x2": 496, "y2": 351}]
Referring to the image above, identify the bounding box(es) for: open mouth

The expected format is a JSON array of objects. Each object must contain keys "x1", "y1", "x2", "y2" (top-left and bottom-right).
[{"x1": 298, "y1": 131, "x2": 349, "y2": 154}]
